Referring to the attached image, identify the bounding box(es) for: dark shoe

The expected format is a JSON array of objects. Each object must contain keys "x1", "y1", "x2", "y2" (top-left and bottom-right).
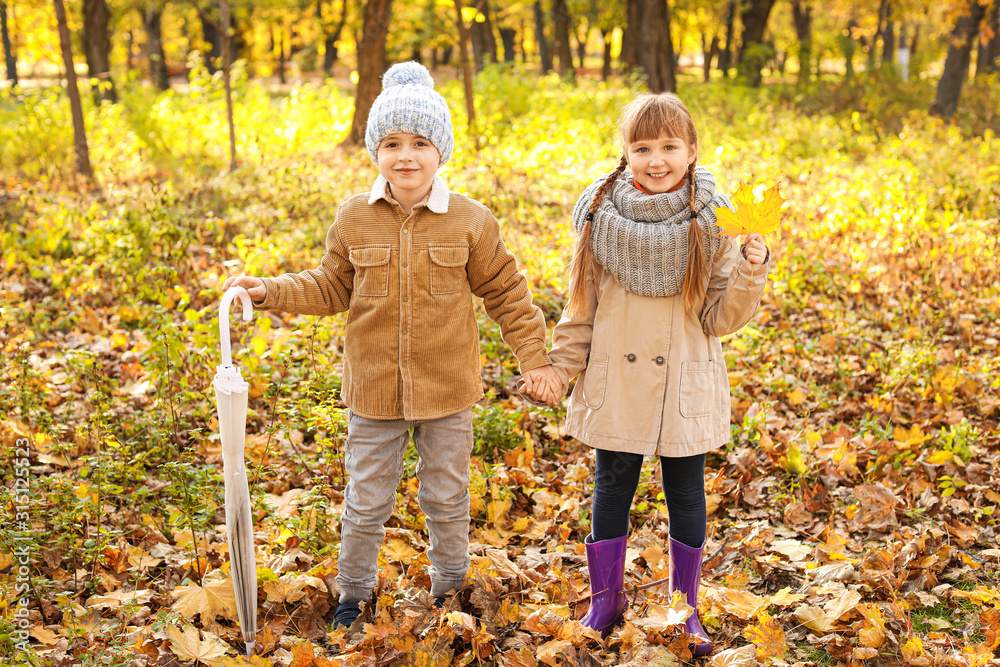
[
  {"x1": 433, "y1": 596, "x2": 445, "y2": 609},
  {"x1": 581, "y1": 534, "x2": 628, "y2": 637},
  {"x1": 669, "y1": 537, "x2": 713, "y2": 656},
  {"x1": 332, "y1": 601, "x2": 361, "y2": 630}
]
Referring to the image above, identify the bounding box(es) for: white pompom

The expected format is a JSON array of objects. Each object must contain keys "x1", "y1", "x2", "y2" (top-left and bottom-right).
[{"x1": 382, "y1": 62, "x2": 435, "y2": 90}]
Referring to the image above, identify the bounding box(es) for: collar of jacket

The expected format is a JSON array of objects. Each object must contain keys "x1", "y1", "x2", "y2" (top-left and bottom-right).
[{"x1": 367, "y1": 174, "x2": 450, "y2": 214}]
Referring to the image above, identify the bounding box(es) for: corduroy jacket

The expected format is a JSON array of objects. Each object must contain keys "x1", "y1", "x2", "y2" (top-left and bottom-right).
[{"x1": 256, "y1": 175, "x2": 551, "y2": 421}]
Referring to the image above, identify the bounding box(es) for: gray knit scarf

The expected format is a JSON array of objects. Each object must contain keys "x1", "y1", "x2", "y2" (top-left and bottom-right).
[{"x1": 572, "y1": 166, "x2": 732, "y2": 297}]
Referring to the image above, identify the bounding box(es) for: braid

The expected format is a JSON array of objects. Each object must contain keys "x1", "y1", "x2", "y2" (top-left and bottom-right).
[
  {"x1": 567, "y1": 156, "x2": 628, "y2": 316},
  {"x1": 681, "y1": 161, "x2": 707, "y2": 312}
]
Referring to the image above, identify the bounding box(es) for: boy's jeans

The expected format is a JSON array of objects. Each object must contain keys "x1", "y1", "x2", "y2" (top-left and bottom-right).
[{"x1": 336, "y1": 408, "x2": 474, "y2": 604}]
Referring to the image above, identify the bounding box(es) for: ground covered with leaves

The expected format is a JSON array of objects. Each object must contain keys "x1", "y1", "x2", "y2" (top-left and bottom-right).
[{"x1": 2, "y1": 66, "x2": 1000, "y2": 666}]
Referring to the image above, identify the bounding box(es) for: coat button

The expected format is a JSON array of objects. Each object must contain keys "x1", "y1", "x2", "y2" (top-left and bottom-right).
[
  {"x1": 626, "y1": 353, "x2": 636, "y2": 363},
  {"x1": 654, "y1": 356, "x2": 665, "y2": 365},
  {"x1": 402, "y1": 296, "x2": 408, "y2": 302}
]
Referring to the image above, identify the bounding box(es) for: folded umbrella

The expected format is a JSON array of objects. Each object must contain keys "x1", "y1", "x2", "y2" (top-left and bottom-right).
[{"x1": 213, "y1": 286, "x2": 257, "y2": 655}]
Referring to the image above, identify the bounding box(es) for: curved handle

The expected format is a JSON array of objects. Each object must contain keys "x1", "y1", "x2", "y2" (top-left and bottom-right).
[{"x1": 219, "y1": 286, "x2": 254, "y2": 367}]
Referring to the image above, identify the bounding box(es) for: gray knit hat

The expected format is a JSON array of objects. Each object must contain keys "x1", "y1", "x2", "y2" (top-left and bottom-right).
[{"x1": 365, "y1": 62, "x2": 454, "y2": 166}]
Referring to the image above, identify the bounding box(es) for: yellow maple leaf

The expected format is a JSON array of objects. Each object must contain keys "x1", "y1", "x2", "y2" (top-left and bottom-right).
[
  {"x1": 172, "y1": 578, "x2": 238, "y2": 622},
  {"x1": 743, "y1": 610, "x2": 787, "y2": 660},
  {"x1": 713, "y1": 183, "x2": 785, "y2": 237},
  {"x1": 167, "y1": 624, "x2": 229, "y2": 664}
]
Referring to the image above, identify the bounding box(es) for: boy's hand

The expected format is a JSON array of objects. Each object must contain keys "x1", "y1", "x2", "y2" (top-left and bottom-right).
[
  {"x1": 741, "y1": 233, "x2": 768, "y2": 265},
  {"x1": 522, "y1": 365, "x2": 563, "y2": 407},
  {"x1": 223, "y1": 276, "x2": 267, "y2": 302}
]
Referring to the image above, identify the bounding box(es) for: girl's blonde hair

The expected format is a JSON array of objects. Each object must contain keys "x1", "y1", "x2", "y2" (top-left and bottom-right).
[{"x1": 567, "y1": 93, "x2": 708, "y2": 314}]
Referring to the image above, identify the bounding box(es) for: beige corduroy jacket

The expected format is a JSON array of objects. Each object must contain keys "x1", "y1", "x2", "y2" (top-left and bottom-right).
[
  {"x1": 548, "y1": 240, "x2": 770, "y2": 457},
  {"x1": 256, "y1": 175, "x2": 551, "y2": 421}
]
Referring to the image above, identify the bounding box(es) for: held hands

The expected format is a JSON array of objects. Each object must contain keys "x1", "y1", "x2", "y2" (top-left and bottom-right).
[
  {"x1": 522, "y1": 364, "x2": 563, "y2": 407},
  {"x1": 222, "y1": 275, "x2": 267, "y2": 302},
  {"x1": 741, "y1": 233, "x2": 768, "y2": 265}
]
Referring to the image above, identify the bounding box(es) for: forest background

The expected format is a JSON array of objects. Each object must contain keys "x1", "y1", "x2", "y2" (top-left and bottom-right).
[{"x1": 1, "y1": 0, "x2": 1000, "y2": 666}]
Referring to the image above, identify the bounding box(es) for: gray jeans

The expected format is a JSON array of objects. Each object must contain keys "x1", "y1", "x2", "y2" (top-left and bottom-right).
[{"x1": 336, "y1": 408, "x2": 474, "y2": 603}]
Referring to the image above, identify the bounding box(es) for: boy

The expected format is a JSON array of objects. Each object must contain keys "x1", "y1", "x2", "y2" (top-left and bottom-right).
[{"x1": 223, "y1": 62, "x2": 559, "y2": 628}]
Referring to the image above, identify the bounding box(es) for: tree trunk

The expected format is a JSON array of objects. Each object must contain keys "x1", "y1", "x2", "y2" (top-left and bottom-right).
[
  {"x1": 791, "y1": 0, "x2": 812, "y2": 85},
  {"x1": 82, "y1": 0, "x2": 116, "y2": 103},
  {"x1": 637, "y1": 0, "x2": 675, "y2": 92},
  {"x1": 574, "y1": 20, "x2": 587, "y2": 70},
  {"x1": 869, "y1": 0, "x2": 887, "y2": 72},
  {"x1": 737, "y1": 0, "x2": 776, "y2": 86},
  {"x1": 1, "y1": 1, "x2": 16, "y2": 87},
  {"x1": 703, "y1": 34, "x2": 718, "y2": 82},
  {"x1": 842, "y1": 18, "x2": 857, "y2": 78},
  {"x1": 977, "y1": 0, "x2": 999, "y2": 76},
  {"x1": 145, "y1": 7, "x2": 169, "y2": 90},
  {"x1": 621, "y1": 0, "x2": 640, "y2": 71},
  {"x1": 601, "y1": 27, "x2": 612, "y2": 80},
  {"x1": 53, "y1": 0, "x2": 94, "y2": 180},
  {"x1": 452, "y1": 0, "x2": 477, "y2": 150},
  {"x1": 881, "y1": 2, "x2": 895, "y2": 66},
  {"x1": 343, "y1": 0, "x2": 393, "y2": 147},
  {"x1": 468, "y1": 0, "x2": 497, "y2": 71},
  {"x1": 552, "y1": 0, "x2": 574, "y2": 79},
  {"x1": 533, "y1": 1, "x2": 552, "y2": 73},
  {"x1": 321, "y1": 0, "x2": 350, "y2": 79},
  {"x1": 931, "y1": 0, "x2": 987, "y2": 117},
  {"x1": 499, "y1": 27, "x2": 516, "y2": 61},
  {"x1": 201, "y1": 13, "x2": 222, "y2": 73},
  {"x1": 719, "y1": 0, "x2": 735, "y2": 75},
  {"x1": 442, "y1": 44, "x2": 453, "y2": 65},
  {"x1": 221, "y1": 0, "x2": 237, "y2": 171}
]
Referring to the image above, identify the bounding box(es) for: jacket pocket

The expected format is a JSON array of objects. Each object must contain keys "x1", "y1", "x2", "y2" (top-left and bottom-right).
[
  {"x1": 679, "y1": 360, "x2": 715, "y2": 418},
  {"x1": 580, "y1": 353, "x2": 609, "y2": 409},
  {"x1": 350, "y1": 246, "x2": 391, "y2": 297},
  {"x1": 429, "y1": 246, "x2": 469, "y2": 295}
]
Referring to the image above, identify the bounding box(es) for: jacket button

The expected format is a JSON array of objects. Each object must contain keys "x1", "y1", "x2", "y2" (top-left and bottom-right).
[
  {"x1": 402, "y1": 296, "x2": 408, "y2": 302},
  {"x1": 402, "y1": 229, "x2": 408, "y2": 234},
  {"x1": 654, "y1": 356, "x2": 665, "y2": 365},
  {"x1": 626, "y1": 354, "x2": 636, "y2": 363},
  {"x1": 402, "y1": 261, "x2": 408, "y2": 268}
]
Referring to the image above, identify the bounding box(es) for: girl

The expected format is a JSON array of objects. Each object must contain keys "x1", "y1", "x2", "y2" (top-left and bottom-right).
[{"x1": 530, "y1": 93, "x2": 770, "y2": 655}]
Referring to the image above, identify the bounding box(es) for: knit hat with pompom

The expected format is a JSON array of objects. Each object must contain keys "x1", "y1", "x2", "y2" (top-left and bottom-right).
[{"x1": 365, "y1": 62, "x2": 454, "y2": 166}]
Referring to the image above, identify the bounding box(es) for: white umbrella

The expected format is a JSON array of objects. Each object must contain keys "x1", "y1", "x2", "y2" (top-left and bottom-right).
[{"x1": 214, "y1": 286, "x2": 257, "y2": 655}]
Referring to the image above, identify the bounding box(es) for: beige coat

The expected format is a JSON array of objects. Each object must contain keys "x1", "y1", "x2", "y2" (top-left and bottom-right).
[{"x1": 548, "y1": 240, "x2": 770, "y2": 457}]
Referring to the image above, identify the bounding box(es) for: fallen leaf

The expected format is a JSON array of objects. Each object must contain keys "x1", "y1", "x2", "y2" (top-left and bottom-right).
[
  {"x1": 167, "y1": 624, "x2": 229, "y2": 664},
  {"x1": 742, "y1": 610, "x2": 787, "y2": 660}
]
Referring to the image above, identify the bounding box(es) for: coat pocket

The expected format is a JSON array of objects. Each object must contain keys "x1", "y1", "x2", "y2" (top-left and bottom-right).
[
  {"x1": 579, "y1": 352, "x2": 609, "y2": 410},
  {"x1": 429, "y1": 246, "x2": 469, "y2": 295},
  {"x1": 679, "y1": 360, "x2": 716, "y2": 418},
  {"x1": 350, "y1": 246, "x2": 391, "y2": 297}
]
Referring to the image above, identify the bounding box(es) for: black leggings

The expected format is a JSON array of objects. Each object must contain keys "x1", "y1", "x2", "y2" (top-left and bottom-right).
[{"x1": 591, "y1": 449, "x2": 706, "y2": 548}]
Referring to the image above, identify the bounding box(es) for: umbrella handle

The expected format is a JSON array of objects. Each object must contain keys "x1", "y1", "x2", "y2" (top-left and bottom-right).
[{"x1": 220, "y1": 286, "x2": 254, "y2": 368}]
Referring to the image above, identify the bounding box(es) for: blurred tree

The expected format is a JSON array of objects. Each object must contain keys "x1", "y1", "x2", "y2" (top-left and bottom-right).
[
  {"x1": 343, "y1": 0, "x2": 392, "y2": 146},
  {"x1": 319, "y1": 0, "x2": 350, "y2": 78},
  {"x1": 931, "y1": 0, "x2": 987, "y2": 117},
  {"x1": 53, "y1": 0, "x2": 94, "y2": 180},
  {"x1": 791, "y1": 0, "x2": 813, "y2": 84},
  {"x1": 553, "y1": 0, "x2": 573, "y2": 79},
  {"x1": 533, "y1": 0, "x2": 552, "y2": 72},
  {"x1": 634, "y1": 0, "x2": 675, "y2": 92},
  {"x1": 621, "y1": 0, "x2": 638, "y2": 70},
  {"x1": 145, "y1": 3, "x2": 169, "y2": 90},
  {"x1": 498, "y1": 26, "x2": 516, "y2": 60},
  {"x1": 453, "y1": 0, "x2": 477, "y2": 149},
  {"x1": 221, "y1": 0, "x2": 237, "y2": 170},
  {"x1": 83, "y1": 0, "x2": 116, "y2": 103},
  {"x1": 718, "y1": 0, "x2": 735, "y2": 75},
  {"x1": 469, "y1": 0, "x2": 498, "y2": 71},
  {"x1": 977, "y1": 0, "x2": 999, "y2": 76},
  {"x1": 737, "y1": 0, "x2": 775, "y2": 86},
  {"x1": 1, "y1": 0, "x2": 16, "y2": 87}
]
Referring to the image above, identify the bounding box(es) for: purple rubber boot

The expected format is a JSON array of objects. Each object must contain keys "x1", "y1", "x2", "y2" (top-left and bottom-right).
[
  {"x1": 581, "y1": 534, "x2": 628, "y2": 637},
  {"x1": 669, "y1": 537, "x2": 713, "y2": 656}
]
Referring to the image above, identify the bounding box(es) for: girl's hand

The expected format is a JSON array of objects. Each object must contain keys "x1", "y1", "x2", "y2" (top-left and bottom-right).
[
  {"x1": 222, "y1": 276, "x2": 267, "y2": 302},
  {"x1": 742, "y1": 233, "x2": 768, "y2": 265},
  {"x1": 522, "y1": 365, "x2": 563, "y2": 407}
]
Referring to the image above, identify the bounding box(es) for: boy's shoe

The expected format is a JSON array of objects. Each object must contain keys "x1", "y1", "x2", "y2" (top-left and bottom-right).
[
  {"x1": 331, "y1": 601, "x2": 362, "y2": 630},
  {"x1": 434, "y1": 596, "x2": 445, "y2": 609}
]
